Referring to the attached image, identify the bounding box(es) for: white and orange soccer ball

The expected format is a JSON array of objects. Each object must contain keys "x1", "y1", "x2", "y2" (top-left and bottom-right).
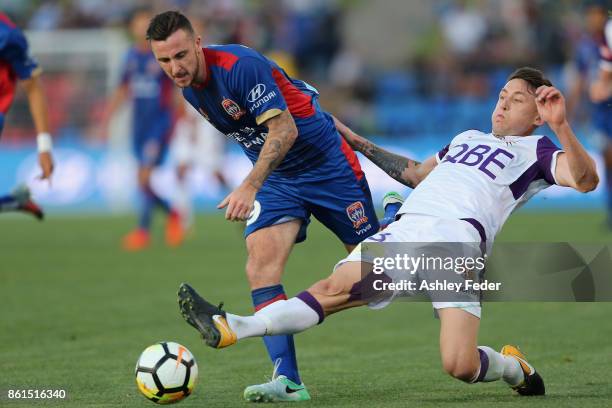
[{"x1": 135, "y1": 342, "x2": 198, "y2": 404}]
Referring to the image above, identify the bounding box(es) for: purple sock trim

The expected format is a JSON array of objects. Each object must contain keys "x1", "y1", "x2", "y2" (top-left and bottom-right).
[
  {"x1": 476, "y1": 348, "x2": 489, "y2": 382},
  {"x1": 296, "y1": 291, "x2": 324, "y2": 324}
]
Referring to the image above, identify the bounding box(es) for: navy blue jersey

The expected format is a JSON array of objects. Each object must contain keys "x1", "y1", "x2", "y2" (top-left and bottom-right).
[
  {"x1": 120, "y1": 46, "x2": 174, "y2": 140},
  {"x1": 574, "y1": 29, "x2": 612, "y2": 136},
  {"x1": 182, "y1": 45, "x2": 359, "y2": 178}
]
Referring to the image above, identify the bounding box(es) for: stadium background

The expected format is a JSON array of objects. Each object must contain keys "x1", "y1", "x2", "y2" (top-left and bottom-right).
[
  {"x1": 1, "y1": 1, "x2": 612, "y2": 407},
  {"x1": 0, "y1": 0, "x2": 608, "y2": 212}
]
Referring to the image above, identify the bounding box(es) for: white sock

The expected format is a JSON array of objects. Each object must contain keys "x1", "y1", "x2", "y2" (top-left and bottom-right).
[
  {"x1": 226, "y1": 296, "x2": 321, "y2": 340},
  {"x1": 226, "y1": 314, "x2": 267, "y2": 339},
  {"x1": 256, "y1": 297, "x2": 320, "y2": 335},
  {"x1": 475, "y1": 346, "x2": 523, "y2": 386}
]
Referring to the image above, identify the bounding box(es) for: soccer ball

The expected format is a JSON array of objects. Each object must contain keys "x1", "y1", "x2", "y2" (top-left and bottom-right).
[{"x1": 135, "y1": 342, "x2": 198, "y2": 404}]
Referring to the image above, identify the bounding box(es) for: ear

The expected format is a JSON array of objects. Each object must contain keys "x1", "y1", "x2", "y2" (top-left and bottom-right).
[
  {"x1": 195, "y1": 35, "x2": 201, "y2": 48},
  {"x1": 533, "y1": 114, "x2": 544, "y2": 127}
]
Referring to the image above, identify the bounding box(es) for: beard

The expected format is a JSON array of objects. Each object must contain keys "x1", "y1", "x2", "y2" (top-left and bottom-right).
[
  {"x1": 184, "y1": 47, "x2": 203, "y2": 88},
  {"x1": 172, "y1": 48, "x2": 201, "y2": 88},
  {"x1": 190, "y1": 52, "x2": 201, "y2": 86}
]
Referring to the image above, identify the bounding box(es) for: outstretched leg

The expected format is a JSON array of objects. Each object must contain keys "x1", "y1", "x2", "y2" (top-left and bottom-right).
[
  {"x1": 177, "y1": 260, "x2": 367, "y2": 345},
  {"x1": 177, "y1": 258, "x2": 366, "y2": 403}
]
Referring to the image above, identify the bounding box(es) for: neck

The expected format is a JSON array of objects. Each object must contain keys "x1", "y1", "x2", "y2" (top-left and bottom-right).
[{"x1": 193, "y1": 49, "x2": 207, "y2": 87}]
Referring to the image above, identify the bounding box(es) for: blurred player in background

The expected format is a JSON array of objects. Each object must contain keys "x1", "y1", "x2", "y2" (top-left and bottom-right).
[
  {"x1": 568, "y1": 1, "x2": 612, "y2": 228},
  {"x1": 0, "y1": 12, "x2": 53, "y2": 220},
  {"x1": 147, "y1": 11, "x2": 398, "y2": 402},
  {"x1": 102, "y1": 8, "x2": 184, "y2": 251},
  {"x1": 179, "y1": 67, "x2": 599, "y2": 398},
  {"x1": 589, "y1": 14, "x2": 612, "y2": 227}
]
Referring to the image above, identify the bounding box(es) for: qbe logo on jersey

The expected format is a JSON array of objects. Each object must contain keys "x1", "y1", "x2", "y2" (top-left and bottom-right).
[{"x1": 346, "y1": 201, "x2": 368, "y2": 229}]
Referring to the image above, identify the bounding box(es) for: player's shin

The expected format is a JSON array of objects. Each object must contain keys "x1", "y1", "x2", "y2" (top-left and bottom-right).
[
  {"x1": 227, "y1": 292, "x2": 324, "y2": 340},
  {"x1": 471, "y1": 346, "x2": 523, "y2": 386}
]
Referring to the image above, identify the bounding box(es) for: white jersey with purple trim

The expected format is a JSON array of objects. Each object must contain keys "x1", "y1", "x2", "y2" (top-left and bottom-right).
[{"x1": 397, "y1": 129, "x2": 563, "y2": 242}]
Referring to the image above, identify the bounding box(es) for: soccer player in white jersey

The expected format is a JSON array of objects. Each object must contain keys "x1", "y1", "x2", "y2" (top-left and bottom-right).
[{"x1": 177, "y1": 67, "x2": 598, "y2": 399}]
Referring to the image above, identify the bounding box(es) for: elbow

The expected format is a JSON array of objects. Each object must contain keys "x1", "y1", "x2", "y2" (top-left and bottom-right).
[
  {"x1": 402, "y1": 175, "x2": 420, "y2": 189},
  {"x1": 286, "y1": 125, "x2": 298, "y2": 144},
  {"x1": 576, "y1": 172, "x2": 599, "y2": 193}
]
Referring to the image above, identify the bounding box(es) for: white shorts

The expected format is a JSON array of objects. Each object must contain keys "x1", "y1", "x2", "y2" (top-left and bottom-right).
[{"x1": 335, "y1": 213, "x2": 485, "y2": 318}]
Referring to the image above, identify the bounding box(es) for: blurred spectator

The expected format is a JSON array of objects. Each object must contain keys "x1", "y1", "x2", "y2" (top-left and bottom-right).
[
  {"x1": 27, "y1": 1, "x2": 63, "y2": 31},
  {"x1": 4, "y1": 0, "x2": 608, "y2": 140},
  {"x1": 440, "y1": 0, "x2": 488, "y2": 56}
]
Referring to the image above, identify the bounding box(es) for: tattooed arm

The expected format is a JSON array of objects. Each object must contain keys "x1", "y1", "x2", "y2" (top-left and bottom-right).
[
  {"x1": 218, "y1": 109, "x2": 297, "y2": 221},
  {"x1": 246, "y1": 109, "x2": 298, "y2": 189},
  {"x1": 334, "y1": 117, "x2": 436, "y2": 188}
]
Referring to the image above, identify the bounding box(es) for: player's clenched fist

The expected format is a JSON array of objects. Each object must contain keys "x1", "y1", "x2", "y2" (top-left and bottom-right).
[
  {"x1": 535, "y1": 86, "x2": 567, "y2": 130},
  {"x1": 218, "y1": 182, "x2": 257, "y2": 221}
]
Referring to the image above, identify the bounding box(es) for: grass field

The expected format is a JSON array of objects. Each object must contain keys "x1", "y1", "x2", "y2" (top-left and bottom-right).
[{"x1": 1, "y1": 211, "x2": 611, "y2": 407}]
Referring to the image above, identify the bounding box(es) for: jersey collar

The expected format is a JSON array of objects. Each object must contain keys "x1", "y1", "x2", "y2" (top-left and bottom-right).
[{"x1": 193, "y1": 47, "x2": 212, "y2": 89}]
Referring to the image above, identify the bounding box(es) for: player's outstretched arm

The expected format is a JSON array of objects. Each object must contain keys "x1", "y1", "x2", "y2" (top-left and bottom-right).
[
  {"x1": 218, "y1": 109, "x2": 298, "y2": 221},
  {"x1": 21, "y1": 75, "x2": 53, "y2": 180},
  {"x1": 333, "y1": 116, "x2": 436, "y2": 188},
  {"x1": 535, "y1": 86, "x2": 599, "y2": 192}
]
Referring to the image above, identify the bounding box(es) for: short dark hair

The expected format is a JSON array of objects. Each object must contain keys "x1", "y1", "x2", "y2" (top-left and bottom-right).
[
  {"x1": 146, "y1": 11, "x2": 194, "y2": 41},
  {"x1": 507, "y1": 67, "x2": 552, "y2": 92}
]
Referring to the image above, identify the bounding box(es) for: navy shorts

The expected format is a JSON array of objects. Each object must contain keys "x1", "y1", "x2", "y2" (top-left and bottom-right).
[
  {"x1": 132, "y1": 121, "x2": 171, "y2": 167},
  {"x1": 245, "y1": 141, "x2": 379, "y2": 245}
]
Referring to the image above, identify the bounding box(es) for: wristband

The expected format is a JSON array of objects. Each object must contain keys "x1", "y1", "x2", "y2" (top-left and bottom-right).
[{"x1": 37, "y1": 133, "x2": 53, "y2": 153}]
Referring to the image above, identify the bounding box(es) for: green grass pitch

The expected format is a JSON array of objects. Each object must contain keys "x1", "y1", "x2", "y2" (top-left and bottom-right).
[{"x1": 1, "y1": 212, "x2": 611, "y2": 407}]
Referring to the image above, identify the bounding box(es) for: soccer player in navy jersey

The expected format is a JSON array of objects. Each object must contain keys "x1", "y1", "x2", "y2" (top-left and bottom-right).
[
  {"x1": 147, "y1": 10, "x2": 397, "y2": 402},
  {"x1": 568, "y1": 2, "x2": 612, "y2": 228},
  {"x1": 0, "y1": 12, "x2": 52, "y2": 220},
  {"x1": 102, "y1": 8, "x2": 184, "y2": 251}
]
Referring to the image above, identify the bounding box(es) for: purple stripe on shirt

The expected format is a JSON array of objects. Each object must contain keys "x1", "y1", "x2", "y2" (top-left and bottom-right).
[
  {"x1": 437, "y1": 144, "x2": 450, "y2": 161},
  {"x1": 460, "y1": 217, "x2": 487, "y2": 255},
  {"x1": 508, "y1": 162, "x2": 543, "y2": 200},
  {"x1": 296, "y1": 291, "x2": 325, "y2": 324},
  {"x1": 536, "y1": 136, "x2": 562, "y2": 185},
  {"x1": 460, "y1": 218, "x2": 487, "y2": 243}
]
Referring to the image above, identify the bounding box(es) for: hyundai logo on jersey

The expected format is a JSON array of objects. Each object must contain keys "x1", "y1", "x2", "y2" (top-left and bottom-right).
[{"x1": 248, "y1": 83, "x2": 267, "y2": 102}]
